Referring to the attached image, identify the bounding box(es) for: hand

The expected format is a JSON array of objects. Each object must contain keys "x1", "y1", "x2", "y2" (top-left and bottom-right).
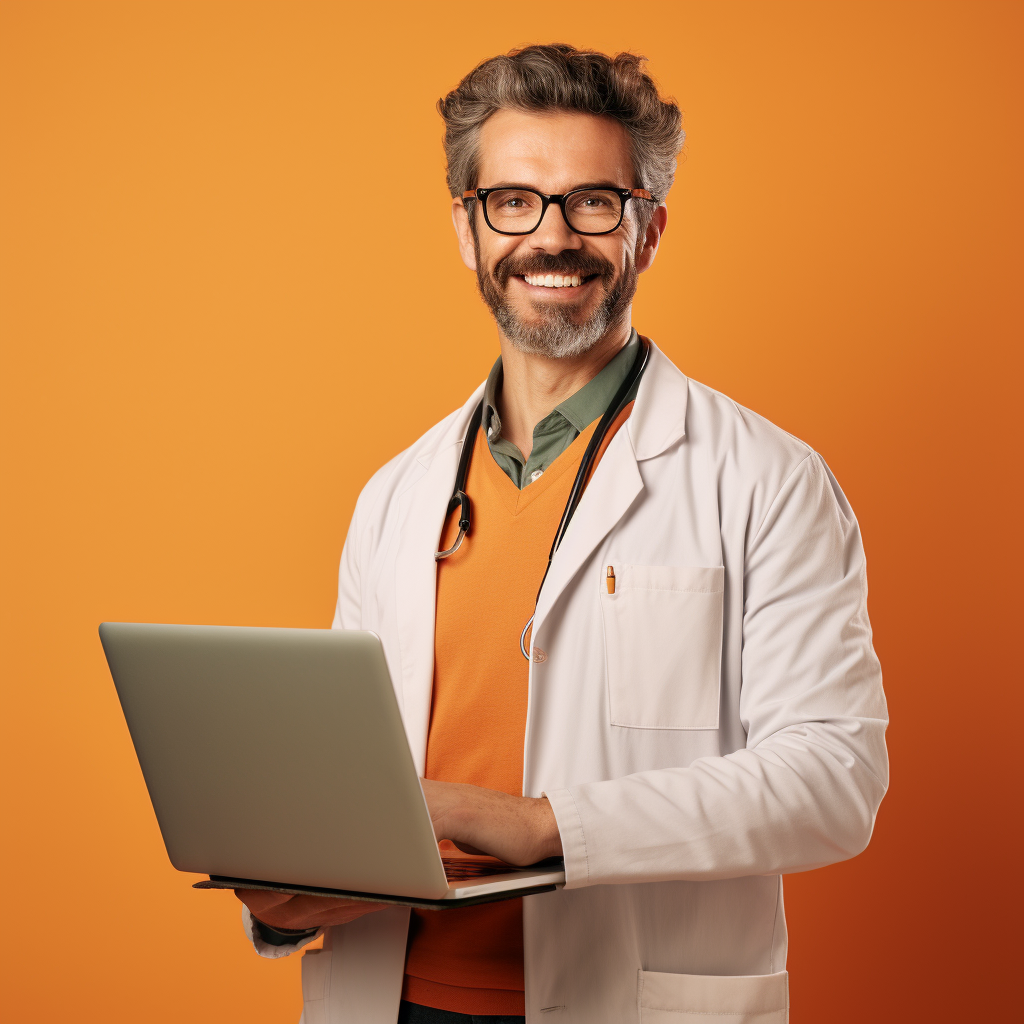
[
  {"x1": 421, "y1": 779, "x2": 563, "y2": 866},
  {"x1": 235, "y1": 888, "x2": 386, "y2": 932}
]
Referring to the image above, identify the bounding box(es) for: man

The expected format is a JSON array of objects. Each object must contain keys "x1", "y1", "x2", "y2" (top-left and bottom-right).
[{"x1": 237, "y1": 44, "x2": 888, "y2": 1024}]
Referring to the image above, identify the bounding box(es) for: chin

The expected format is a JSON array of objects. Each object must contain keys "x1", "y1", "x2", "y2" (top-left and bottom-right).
[{"x1": 522, "y1": 298, "x2": 593, "y2": 325}]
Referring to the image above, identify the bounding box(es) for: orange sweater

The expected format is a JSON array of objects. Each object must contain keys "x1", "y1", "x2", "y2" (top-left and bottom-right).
[{"x1": 402, "y1": 407, "x2": 631, "y2": 1015}]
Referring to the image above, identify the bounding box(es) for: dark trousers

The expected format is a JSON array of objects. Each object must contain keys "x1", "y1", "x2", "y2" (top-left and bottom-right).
[{"x1": 398, "y1": 1000, "x2": 525, "y2": 1024}]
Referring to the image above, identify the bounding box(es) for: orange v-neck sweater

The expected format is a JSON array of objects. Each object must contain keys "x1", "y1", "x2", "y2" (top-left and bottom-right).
[{"x1": 402, "y1": 404, "x2": 632, "y2": 1015}]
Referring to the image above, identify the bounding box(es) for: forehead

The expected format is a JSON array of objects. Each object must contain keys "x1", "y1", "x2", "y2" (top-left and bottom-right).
[{"x1": 475, "y1": 108, "x2": 634, "y2": 190}]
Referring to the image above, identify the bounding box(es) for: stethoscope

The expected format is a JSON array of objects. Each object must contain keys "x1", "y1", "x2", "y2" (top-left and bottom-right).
[{"x1": 435, "y1": 336, "x2": 651, "y2": 660}]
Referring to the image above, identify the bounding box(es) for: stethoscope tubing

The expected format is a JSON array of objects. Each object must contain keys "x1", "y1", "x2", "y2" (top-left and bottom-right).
[
  {"x1": 437, "y1": 337, "x2": 652, "y2": 660},
  {"x1": 434, "y1": 402, "x2": 482, "y2": 561},
  {"x1": 519, "y1": 337, "x2": 650, "y2": 659},
  {"x1": 519, "y1": 615, "x2": 535, "y2": 661}
]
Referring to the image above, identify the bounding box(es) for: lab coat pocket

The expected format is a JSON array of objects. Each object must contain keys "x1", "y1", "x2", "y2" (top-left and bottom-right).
[
  {"x1": 602, "y1": 565, "x2": 724, "y2": 729},
  {"x1": 300, "y1": 948, "x2": 331, "y2": 1024},
  {"x1": 637, "y1": 969, "x2": 788, "y2": 1023}
]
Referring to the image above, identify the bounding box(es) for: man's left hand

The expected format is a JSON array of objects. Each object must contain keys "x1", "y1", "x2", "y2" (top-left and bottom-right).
[{"x1": 421, "y1": 779, "x2": 563, "y2": 866}]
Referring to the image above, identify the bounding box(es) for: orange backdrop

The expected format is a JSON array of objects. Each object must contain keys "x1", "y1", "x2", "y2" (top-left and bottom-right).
[{"x1": 1, "y1": 2, "x2": 1021, "y2": 1021}]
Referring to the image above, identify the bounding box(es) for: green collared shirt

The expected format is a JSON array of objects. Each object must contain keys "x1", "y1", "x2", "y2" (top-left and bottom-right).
[{"x1": 483, "y1": 330, "x2": 641, "y2": 489}]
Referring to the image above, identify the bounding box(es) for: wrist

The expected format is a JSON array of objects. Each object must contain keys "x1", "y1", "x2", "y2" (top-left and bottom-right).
[{"x1": 531, "y1": 796, "x2": 563, "y2": 860}]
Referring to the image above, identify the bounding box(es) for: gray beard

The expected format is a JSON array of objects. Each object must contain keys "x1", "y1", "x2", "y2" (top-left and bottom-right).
[
  {"x1": 476, "y1": 256, "x2": 638, "y2": 359},
  {"x1": 490, "y1": 283, "x2": 622, "y2": 358}
]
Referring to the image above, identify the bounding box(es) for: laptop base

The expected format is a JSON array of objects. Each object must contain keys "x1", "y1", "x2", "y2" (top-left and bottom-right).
[{"x1": 195, "y1": 875, "x2": 560, "y2": 910}]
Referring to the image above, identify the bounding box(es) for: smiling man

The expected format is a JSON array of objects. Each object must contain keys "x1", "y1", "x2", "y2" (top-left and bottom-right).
[{"x1": 236, "y1": 45, "x2": 888, "y2": 1024}]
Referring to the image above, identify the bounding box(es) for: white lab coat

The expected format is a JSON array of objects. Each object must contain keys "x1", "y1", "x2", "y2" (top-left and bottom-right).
[{"x1": 245, "y1": 343, "x2": 889, "y2": 1024}]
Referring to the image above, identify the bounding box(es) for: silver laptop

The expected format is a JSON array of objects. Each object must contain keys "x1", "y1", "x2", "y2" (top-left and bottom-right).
[{"x1": 99, "y1": 622, "x2": 565, "y2": 908}]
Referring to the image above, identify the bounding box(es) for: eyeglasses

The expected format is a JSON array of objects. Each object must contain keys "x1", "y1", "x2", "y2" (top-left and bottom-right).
[{"x1": 463, "y1": 186, "x2": 654, "y2": 236}]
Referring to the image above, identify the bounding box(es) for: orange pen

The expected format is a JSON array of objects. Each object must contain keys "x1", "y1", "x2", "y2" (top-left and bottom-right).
[{"x1": 606, "y1": 566, "x2": 616, "y2": 594}]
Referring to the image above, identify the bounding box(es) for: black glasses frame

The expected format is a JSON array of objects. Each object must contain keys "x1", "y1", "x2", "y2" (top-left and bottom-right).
[{"x1": 463, "y1": 186, "x2": 654, "y2": 236}]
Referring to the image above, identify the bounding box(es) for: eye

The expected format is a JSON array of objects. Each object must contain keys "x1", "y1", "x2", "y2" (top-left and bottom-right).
[{"x1": 486, "y1": 189, "x2": 542, "y2": 216}]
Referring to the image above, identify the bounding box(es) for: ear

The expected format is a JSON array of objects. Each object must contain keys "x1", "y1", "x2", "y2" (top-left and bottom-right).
[
  {"x1": 636, "y1": 203, "x2": 669, "y2": 275},
  {"x1": 452, "y1": 198, "x2": 478, "y2": 272}
]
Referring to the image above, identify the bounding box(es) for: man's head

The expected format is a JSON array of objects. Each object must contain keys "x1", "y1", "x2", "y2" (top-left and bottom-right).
[{"x1": 439, "y1": 45, "x2": 684, "y2": 359}]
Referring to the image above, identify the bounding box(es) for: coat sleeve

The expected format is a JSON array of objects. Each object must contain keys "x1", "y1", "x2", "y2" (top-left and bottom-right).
[
  {"x1": 332, "y1": 451, "x2": 405, "y2": 631},
  {"x1": 545, "y1": 453, "x2": 889, "y2": 887},
  {"x1": 242, "y1": 905, "x2": 322, "y2": 960},
  {"x1": 332, "y1": 492, "x2": 365, "y2": 631}
]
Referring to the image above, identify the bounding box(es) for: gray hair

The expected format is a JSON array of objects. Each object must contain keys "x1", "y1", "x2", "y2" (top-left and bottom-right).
[{"x1": 437, "y1": 44, "x2": 685, "y2": 205}]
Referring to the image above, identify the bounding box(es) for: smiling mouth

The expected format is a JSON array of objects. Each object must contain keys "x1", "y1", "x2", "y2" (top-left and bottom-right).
[{"x1": 520, "y1": 272, "x2": 595, "y2": 289}]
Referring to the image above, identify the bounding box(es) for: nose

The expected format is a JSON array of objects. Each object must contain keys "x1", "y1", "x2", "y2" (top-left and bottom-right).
[{"x1": 528, "y1": 198, "x2": 583, "y2": 254}]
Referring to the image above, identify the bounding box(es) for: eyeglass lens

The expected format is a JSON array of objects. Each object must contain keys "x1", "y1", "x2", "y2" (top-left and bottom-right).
[{"x1": 485, "y1": 189, "x2": 623, "y2": 234}]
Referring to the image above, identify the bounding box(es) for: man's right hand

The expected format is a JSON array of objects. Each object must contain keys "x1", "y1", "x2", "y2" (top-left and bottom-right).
[{"x1": 235, "y1": 888, "x2": 387, "y2": 931}]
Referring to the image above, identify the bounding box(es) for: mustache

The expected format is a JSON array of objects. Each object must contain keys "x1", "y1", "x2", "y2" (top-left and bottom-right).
[{"x1": 493, "y1": 250, "x2": 616, "y2": 288}]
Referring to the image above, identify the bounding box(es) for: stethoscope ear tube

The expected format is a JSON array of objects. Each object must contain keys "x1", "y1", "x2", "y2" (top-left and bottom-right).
[
  {"x1": 434, "y1": 489, "x2": 471, "y2": 560},
  {"x1": 547, "y1": 338, "x2": 650, "y2": 559},
  {"x1": 520, "y1": 336, "x2": 651, "y2": 658}
]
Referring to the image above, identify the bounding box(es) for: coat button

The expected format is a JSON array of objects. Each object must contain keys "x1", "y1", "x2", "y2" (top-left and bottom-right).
[{"x1": 532, "y1": 647, "x2": 547, "y2": 663}]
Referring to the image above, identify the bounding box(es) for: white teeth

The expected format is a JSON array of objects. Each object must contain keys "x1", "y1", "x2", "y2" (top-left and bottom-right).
[{"x1": 523, "y1": 273, "x2": 586, "y2": 288}]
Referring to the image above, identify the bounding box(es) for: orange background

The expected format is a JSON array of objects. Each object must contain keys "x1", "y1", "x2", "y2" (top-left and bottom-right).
[{"x1": 1, "y1": 2, "x2": 1021, "y2": 1021}]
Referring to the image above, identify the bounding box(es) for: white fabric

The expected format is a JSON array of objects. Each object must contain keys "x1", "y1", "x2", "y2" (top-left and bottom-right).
[
  {"x1": 247, "y1": 343, "x2": 888, "y2": 1023},
  {"x1": 242, "y1": 906, "x2": 322, "y2": 960},
  {"x1": 638, "y1": 968, "x2": 789, "y2": 1023}
]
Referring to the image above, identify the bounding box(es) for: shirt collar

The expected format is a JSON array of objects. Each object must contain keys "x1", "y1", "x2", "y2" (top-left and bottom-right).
[{"x1": 482, "y1": 328, "x2": 640, "y2": 441}]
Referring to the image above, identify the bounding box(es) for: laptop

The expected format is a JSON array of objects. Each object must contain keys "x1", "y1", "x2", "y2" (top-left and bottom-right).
[{"x1": 99, "y1": 622, "x2": 565, "y2": 908}]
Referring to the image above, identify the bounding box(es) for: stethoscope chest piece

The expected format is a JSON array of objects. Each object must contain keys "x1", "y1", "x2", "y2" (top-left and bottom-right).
[
  {"x1": 434, "y1": 401, "x2": 482, "y2": 562},
  {"x1": 435, "y1": 489, "x2": 471, "y2": 560}
]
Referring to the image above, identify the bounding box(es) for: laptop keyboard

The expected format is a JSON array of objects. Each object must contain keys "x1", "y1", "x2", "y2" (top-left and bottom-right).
[{"x1": 441, "y1": 857, "x2": 518, "y2": 881}]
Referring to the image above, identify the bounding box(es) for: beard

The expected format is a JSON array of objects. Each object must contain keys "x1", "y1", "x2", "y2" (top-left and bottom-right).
[{"x1": 474, "y1": 237, "x2": 639, "y2": 359}]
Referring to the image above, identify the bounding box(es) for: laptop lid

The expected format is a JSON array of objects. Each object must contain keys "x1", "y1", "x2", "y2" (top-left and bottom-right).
[{"x1": 100, "y1": 623, "x2": 453, "y2": 900}]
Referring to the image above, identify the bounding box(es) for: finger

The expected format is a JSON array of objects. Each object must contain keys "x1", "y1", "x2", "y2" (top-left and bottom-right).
[
  {"x1": 292, "y1": 896, "x2": 380, "y2": 920},
  {"x1": 233, "y1": 889, "x2": 294, "y2": 912},
  {"x1": 451, "y1": 841, "x2": 490, "y2": 856},
  {"x1": 253, "y1": 894, "x2": 380, "y2": 929},
  {"x1": 305, "y1": 901, "x2": 389, "y2": 926}
]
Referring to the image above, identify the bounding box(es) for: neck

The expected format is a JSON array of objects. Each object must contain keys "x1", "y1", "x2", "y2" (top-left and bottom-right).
[{"x1": 496, "y1": 316, "x2": 632, "y2": 461}]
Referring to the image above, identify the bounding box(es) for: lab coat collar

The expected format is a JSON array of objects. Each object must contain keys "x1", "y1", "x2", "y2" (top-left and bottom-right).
[
  {"x1": 414, "y1": 339, "x2": 688, "y2": 473},
  {"x1": 530, "y1": 343, "x2": 689, "y2": 635},
  {"x1": 627, "y1": 340, "x2": 689, "y2": 461}
]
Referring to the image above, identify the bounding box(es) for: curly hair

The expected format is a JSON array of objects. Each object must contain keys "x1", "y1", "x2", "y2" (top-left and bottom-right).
[{"x1": 437, "y1": 44, "x2": 684, "y2": 205}]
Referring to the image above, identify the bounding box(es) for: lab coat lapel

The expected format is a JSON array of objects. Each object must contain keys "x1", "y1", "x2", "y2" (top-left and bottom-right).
[
  {"x1": 532, "y1": 429, "x2": 643, "y2": 634},
  {"x1": 532, "y1": 344, "x2": 689, "y2": 636},
  {"x1": 392, "y1": 390, "x2": 483, "y2": 776}
]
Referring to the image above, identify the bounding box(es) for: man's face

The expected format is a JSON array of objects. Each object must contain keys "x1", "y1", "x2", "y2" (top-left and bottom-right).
[{"x1": 452, "y1": 109, "x2": 665, "y2": 359}]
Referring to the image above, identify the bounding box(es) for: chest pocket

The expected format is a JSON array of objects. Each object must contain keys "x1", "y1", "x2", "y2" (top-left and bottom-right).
[{"x1": 601, "y1": 564, "x2": 724, "y2": 730}]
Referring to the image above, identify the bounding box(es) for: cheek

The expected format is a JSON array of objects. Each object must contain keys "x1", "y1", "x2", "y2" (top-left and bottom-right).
[
  {"x1": 482, "y1": 238, "x2": 532, "y2": 277},
  {"x1": 590, "y1": 238, "x2": 632, "y2": 275}
]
